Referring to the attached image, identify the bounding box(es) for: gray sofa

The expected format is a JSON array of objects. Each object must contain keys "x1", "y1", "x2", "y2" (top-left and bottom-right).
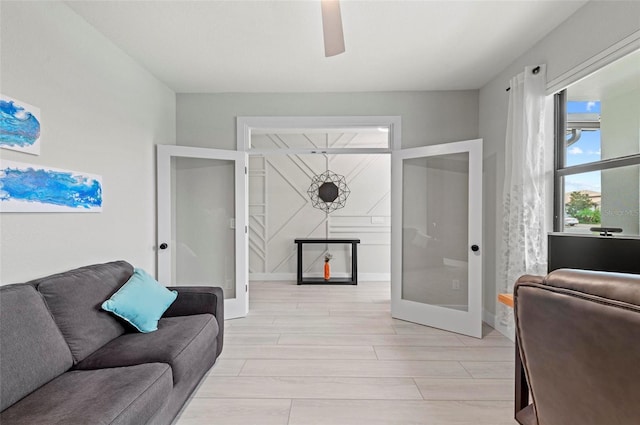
[{"x1": 0, "y1": 261, "x2": 224, "y2": 425}]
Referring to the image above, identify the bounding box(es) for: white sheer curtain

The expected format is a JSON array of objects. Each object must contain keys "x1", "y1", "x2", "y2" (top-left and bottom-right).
[{"x1": 499, "y1": 65, "x2": 549, "y2": 329}]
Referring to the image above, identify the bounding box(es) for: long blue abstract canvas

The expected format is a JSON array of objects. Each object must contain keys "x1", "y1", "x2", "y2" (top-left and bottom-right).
[
  {"x1": 0, "y1": 95, "x2": 41, "y2": 155},
  {"x1": 0, "y1": 161, "x2": 102, "y2": 212}
]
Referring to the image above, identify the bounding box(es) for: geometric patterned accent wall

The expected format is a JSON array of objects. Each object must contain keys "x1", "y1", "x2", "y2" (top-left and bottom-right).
[{"x1": 248, "y1": 132, "x2": 390, "y2": 280}]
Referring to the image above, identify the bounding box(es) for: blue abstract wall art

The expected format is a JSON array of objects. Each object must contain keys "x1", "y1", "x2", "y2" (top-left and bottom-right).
[
  {"x1": 0, "y1": 95, "x2": 41, "y2": 155},
  {"x1": 0, "y1": 161, "x2": 102, "y2": 212}
]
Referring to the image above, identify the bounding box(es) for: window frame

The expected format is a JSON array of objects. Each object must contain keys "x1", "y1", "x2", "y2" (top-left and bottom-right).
[{"x1": 553, "y1": 89, "x2": 640, "y2": 232}]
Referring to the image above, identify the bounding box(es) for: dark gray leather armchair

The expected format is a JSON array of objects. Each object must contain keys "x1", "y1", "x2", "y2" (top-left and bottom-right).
[{"x1": 514, "y1": 269, "x2": 640, "y2": 425}]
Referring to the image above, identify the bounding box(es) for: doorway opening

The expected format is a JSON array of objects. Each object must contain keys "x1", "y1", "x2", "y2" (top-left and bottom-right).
[
  {"x1": 233, "y1": 116, "x2": 483, "y2": 337},
  {"x1": 240, "y1": 121, "x2": 397, "y2": 283},
  {"x1": 248, "y1": 147, "x2": 391, "y2": 283}
]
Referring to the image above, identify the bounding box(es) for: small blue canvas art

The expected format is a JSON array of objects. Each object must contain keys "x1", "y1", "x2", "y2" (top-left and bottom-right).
[
  {"x1": 0, "y1": 161, "x2": 102, "y2": 212},
  {"x1": 0, "y1": 95, "x2": 41, "y2": 155}
]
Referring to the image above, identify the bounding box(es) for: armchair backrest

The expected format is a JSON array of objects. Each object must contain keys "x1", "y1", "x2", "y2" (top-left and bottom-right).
[{"x1": 515, "y1": 269, "x2": 640, "y2": 425}]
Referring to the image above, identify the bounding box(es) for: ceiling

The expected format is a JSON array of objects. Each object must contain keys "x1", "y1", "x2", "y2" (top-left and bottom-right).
[{"x1": 66, "y1": 0, "x2": 587, "y2": 93}]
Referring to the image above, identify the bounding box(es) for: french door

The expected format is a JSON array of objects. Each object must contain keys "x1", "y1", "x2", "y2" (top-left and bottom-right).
[
  {"x1": 391, "y1": 139, "x2": 483, "y2": 338},
  {"x1": 157, "y1": 145, "x2": 248, "y2": 319}
]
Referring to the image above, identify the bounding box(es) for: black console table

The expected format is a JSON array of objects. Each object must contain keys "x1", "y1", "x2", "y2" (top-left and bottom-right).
[{"x1": 295, "y1": 238, "x2": 360, "y2": 285}]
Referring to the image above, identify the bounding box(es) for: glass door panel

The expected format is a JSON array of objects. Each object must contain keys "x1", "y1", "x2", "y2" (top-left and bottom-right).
[
  {"x1": 172, "y1": 157, "x2": 236, "y2": 299},
  {"x1": 158, "y1": 145, "x2": 248, "y2": 319},
  {"x1": 402, "y1": 153, "x2": 469, "y2": 312},
  {"x1": 391, "y1": 139, "x2": 482, "y2": 338}
]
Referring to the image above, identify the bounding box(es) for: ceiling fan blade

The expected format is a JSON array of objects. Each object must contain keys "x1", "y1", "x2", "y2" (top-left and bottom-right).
[{"x1": 321, "y1": 0, "x2": 345, "y2": 57}]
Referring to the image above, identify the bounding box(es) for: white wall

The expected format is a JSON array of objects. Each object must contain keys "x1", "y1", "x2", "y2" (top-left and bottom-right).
[
  {"x1": 0, "y1": 2, "x2": 176, "y2": 283},
  {"x1": 479, "y1": 0, "x2": 640, "y2": 334},
  {"x1": 177, "y1": 91, "x2": 479, "y2": 150},
  {"x1": 177, "y1": 92, "x2": 478, "y2": 285}
]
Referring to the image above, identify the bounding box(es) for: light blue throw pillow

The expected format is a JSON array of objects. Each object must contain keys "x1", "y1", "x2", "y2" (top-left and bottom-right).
[{"x1": 102, "y1": 268, "x2": 177, "y2": 333}]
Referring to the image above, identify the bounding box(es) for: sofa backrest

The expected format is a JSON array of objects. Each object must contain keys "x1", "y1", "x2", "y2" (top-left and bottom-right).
[
  {"x1": 31, "y1": 261, "x2": 134, "y2": 363},
  {"x1": 0, "y1": 284, "x2": 74, "y2": 411},
  {"x1": 515, "y1": 269, "x2": 640, "y2": 425}
]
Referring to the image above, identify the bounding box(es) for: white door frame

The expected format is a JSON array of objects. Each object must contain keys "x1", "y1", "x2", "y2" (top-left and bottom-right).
[
  {"x1": 157, "y1": 145, "x2": 248, "y2": 319},
  {"x1": 391, "y1": 139, "x2": 483, "y2": 338},
  {"x1": 237, "y1": 116, "x2": 402, "y2": 154},
  {"x1": 235, "y1": 118, "x2": 483, "y2": 337},
  {"x1": 237, "y1": 116, "x2": 401, "y2": 283}
]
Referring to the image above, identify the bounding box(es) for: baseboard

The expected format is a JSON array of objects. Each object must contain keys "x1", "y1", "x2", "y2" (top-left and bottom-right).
[
  {"x1": 495, "y1": 322, "x2": 515, "y2": 342},
  {"x1": 358, "y1": 273, "x2": 390, "y2": 281},
  {"x1": 484, "y1": 309, "x2": 515, "y2": 342},
  {"x1": 482, "y1": 309, "x2": 496, "y2": 328},
  {"x1": 250, "y1": 272, "x2": 390, "y2": 282},
  {"x1": 250, "y1": 273, "x2": 296, "y2": 281}
]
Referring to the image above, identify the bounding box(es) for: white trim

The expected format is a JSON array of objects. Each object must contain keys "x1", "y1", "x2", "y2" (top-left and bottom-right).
[
  {"x1": 240, "y1": 116, "x2": 399, "y2": 294},
  {"x1": 482, "y1": 309, "x2": 496, "y2": 328},
  {"x1": 546, "y1": 29, "x2": 640, "y2": 95},
  {"x1": 391, "y1": 139, "x2": 484, "y2": 339},
  {"x1": 158, "y1": 144, "x2": 244, "y2": 160},
  {"x1": 156, "y1": 145, "x2": 248, "y2": 319},
  {"x1": 237, "y1": 116, "x2": 402, "y2": 153},
  {"x1": 156, "y1": 146, "x2": 171, "y2": 281},
  {"x1": 250, "y1": 272, "x2": 390, "y2": 282},
  {"x1": 483, "y1": 309, "x2": 515, "y2": 342},
  {"x1": 391, "y1": 138, "x2": 482, "y2": 160},
  {"x1": 248, "y1": 148, "x2": 392, "y2": 156},
  {"x1": 482, "y1": 309, "x2": 514, "y2": 342}
]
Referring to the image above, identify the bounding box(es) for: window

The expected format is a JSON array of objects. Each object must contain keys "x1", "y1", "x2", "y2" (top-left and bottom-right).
[{"x1": 554, "y1": 49, "x2": 640, "y2": 236}]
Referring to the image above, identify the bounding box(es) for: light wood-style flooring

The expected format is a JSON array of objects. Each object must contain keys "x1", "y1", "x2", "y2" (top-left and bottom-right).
[{"x1": 176, "y1": 281, "x2": 516, "y2": 424}]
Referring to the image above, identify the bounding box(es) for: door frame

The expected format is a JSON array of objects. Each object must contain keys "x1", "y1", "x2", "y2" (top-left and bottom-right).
[
  {"x1": 237, "y1": 116, "x2": 402, "y2": 154},
  {"x1": 391, "y1": 138, "x2": 483, "y2": 338},
  {"x1": 157, "y1": 144, "x2": 248, "y2": 319},
  {"x1": 237, "y1": 116, "x2": 401, "y2": 283}
]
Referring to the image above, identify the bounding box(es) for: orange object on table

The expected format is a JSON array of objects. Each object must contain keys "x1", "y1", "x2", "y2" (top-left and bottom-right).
[
  {"x1": 498, "y1": 293, "x2": 514, "y2": 308},
  {"x1": 324, "y1": 262, "x2": 331, "y2": 280}
]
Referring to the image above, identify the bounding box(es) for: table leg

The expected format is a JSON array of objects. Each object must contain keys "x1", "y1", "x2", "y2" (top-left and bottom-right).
[
  {"x1": 296, "y1": 243, "x2": 302, "y2": 285},
  {"x1": 352, "y1": 242, "x2": 358, "y2": 285}
]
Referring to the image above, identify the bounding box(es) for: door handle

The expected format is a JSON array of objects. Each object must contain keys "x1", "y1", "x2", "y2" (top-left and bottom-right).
[
  {"x1": 471, "y1": 245, "x2": 479, "y2": 252},
  {"x1": 159, "y1": 243, "x2": 168, "y2": 250}
]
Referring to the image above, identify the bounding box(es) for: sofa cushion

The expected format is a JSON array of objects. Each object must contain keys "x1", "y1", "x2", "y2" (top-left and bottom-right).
[
  {"x1": 0, "y1": 363, "x2": 172, "y2": 425},
  {"x1": 0, "y1": 284, "x2": 74, "y2": 412},
  {"x1": 102, "y1": 268, "x2": 178, "y2": 333},
  {"x1": 76, "y1": 314, "x2": 218, "y2": 386},
  {"x1": 32, "y1": 261, "x2": 134, "y2": 362}
]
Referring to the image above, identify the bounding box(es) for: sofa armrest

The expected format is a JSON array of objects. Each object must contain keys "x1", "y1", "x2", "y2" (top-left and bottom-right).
[{"x1": 164, "y1": 286, "x2": 224, "y2": 357}]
